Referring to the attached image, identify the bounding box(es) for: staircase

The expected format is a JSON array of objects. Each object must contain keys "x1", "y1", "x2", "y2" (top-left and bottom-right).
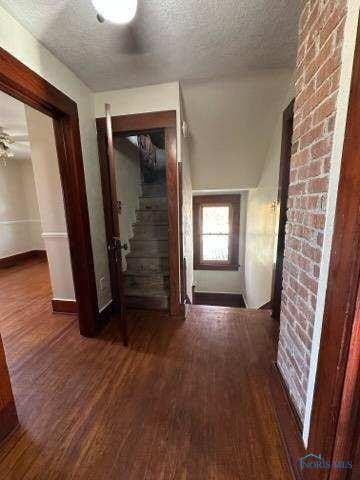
[{"x1": 124, "y1": 179, "x2": 170, "y2": 310}]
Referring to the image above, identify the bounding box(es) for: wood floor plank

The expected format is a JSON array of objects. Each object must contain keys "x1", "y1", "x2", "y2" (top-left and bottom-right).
[{"x1": 0, "y1": 260, "x2": 291, "y2": 479}]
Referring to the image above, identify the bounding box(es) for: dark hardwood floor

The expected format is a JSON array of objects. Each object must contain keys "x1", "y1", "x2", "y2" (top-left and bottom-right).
[{"x1": 0, "y1": 259, "x2": 291, "y2": 479}]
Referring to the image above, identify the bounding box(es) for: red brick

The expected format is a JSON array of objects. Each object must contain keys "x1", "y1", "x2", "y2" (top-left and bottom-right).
[
  {"x1": 319, "y1": 3, "x2": 347, "y2": 46},
  {"x1": 313, "y1": 95, "x2": 337, "y2": 125},
  {"x1": 299, "y1": 124, "x2": 323, "y2": 149},
  {"x1": 302, "y1": 242, "x2": 322, "y2": 263},
  {"x1": 300, "y1": 271, "x2": 318, "y2": 295},
  {"x1": 292, "y1": 149, "x2": 310, "y2": 167},
  {"x1": 316, "y1": 47, "x2": 342, "y2": 89},
  {"x1": 311, "y1": 137, "x2": 333, "y2": 159},
  {"x1": 307, "y1": 176, "x2": 329, "y2": 193},
  {"x1": 278, "y1": 0, "x2": 347, "y2": 422}
]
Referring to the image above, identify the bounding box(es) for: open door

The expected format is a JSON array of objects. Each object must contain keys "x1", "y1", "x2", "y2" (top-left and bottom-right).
[{"x1": 104, "y1": 104, "x2": 128, "y2": 345}]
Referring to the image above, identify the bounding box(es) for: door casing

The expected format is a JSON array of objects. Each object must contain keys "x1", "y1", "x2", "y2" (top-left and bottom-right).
[
  {"x1": 0, "y1": 47, "x2": 99, "y2": 337},
  {"x1": 96, "y1": 111, "x2": 184, "y2": 317}
]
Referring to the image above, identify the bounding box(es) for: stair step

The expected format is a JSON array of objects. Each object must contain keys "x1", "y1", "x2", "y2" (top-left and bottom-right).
[
  {"x1": 126, "y1": 256, "x2": 169, "y2": 274},
  {"x1": 125, "y1": 288, "x2": 169, "y2": 310},
  {"x1": 139, "y1": 196, "x2": 167, "y2": 211},
  {"x1": 129, "y1": 239, "x2": 168, "y2": 256},
  {"x1": 133, "y1": 224, "x2": 168, "y2": 240},
  {"x1": 136, "y1": 210, "x2": 168, "y2": 225},
  {"x1": 142, "y1": 183, "x2": 166, "y2": 197},
  {"x1": 125, "y1": 273, "x2": 169, "y2": 290}
]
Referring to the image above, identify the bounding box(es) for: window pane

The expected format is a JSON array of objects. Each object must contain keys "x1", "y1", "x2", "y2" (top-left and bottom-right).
[
  {"x1": 202, "y1": 234, "x2": 229, "y2": 261},
  {"x1": 202, "y1": 206, "x2": 229, "y2": 234}
]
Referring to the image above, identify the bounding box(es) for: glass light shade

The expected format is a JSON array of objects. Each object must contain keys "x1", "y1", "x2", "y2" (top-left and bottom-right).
[{"x1": 92, "y1": 0, "x2": 137, "y2": 24}]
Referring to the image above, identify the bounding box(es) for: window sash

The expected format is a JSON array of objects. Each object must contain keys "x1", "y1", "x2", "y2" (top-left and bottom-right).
[{"x1": 193, "y1": 195, "x2": 241, "y2": 271}]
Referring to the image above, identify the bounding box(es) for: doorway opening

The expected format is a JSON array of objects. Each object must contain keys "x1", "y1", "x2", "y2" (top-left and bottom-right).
[
  {"x1": 114, "y1": 131, "x2": 170, "y2": 311},
  {"x1": 0, "y1": 91, "x2": 77, "y2": 317},
  {"x1": 192, "y1": 193, "x2": 246, "y2": 308},
  {"x1": 0, "y1": 47, "x2": 100, "y2": 442},
  {"x1": 96, "y1": 110, "x2": 183, "y2": 343}
]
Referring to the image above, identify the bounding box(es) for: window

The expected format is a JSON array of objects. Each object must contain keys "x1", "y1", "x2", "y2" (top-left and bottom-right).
[{"x1": 193, "y1": 195, "x2": 240, "y2": 271}]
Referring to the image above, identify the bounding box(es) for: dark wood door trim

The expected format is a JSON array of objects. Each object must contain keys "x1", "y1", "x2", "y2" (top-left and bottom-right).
[
  {"x1": 270, "y1": 364, "x2": 305, "y2": 480},
  {"x1": 165, "y1": 126, "x2": 183, "y2": 316},
  {"x1": 96, "y1": 111, "x2": 183, "y2": 317},
  {"x1": 272, "y1": 23, "x2": 360, "y2": 480},
  {"x1": 0, "y1": 47, "x2": 99, "y2": 337},
  {"x1": 98, "y1": 110, "x2": 176, "y2": 133},
  {"x1": 272, "y1": 99, "x2": 294, "y2": 320}
]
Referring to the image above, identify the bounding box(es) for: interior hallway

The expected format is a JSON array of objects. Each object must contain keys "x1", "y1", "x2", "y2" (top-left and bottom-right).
[{"x1": 0, "y1": 259, "x2": 291, "y2": 479}]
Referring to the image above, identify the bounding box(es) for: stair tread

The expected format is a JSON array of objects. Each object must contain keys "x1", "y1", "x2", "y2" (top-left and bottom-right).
[
  {"x1": 133, "y1": 223, "x2": 168, "y2": 227},
  {"x1": 125, "y1": 271, "x2": 169, "y2": 277},
  {"x1": 125, "y1": 288, "x2": 169, "y2": 298},
  {"x1": 130, "y1": 238, "x2": 168, "y2": 242},
  {"x1": 136, "y1": 209, "x2": 168, "y2": 212},
  {"x1": 140, "y1": 195, "x2": 167, "y2": 199},
  {"x1": 126, "y1": 252, "x2": 169, "y2": 258}
]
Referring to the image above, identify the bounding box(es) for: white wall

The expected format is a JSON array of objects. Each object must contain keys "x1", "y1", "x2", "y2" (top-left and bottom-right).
[
  {"x1": 114, "y1": 137, "x2": 141, "y2": 270},
  {"x1": 0, "y1": 159, "x2": 43, "y2": 258},
  {"x1": 181, "y1": 70, "x2": 293, "y2": 190},
  {"x1": 180, "y1": 93, "x2": 194, "y2": 302},
  {"x1": 25, "y1": 106, "x2": 75, "y2": 301},
  {"x1": 0, "y1": 5, "x2": 111, "y2": 309},
  {"x1": 94, "y1": 83, "x2": 180, "y2": 119},
  {"x1": 193, "y1": 191, "x2": 247, "y2": 295},
  {"x1": 243, "y1": 78, "x2": 294, "y2": 308}
]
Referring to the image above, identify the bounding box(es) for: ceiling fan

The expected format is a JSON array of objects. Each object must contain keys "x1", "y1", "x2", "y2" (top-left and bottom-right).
[{"x1": 0, "y1": 127, "x2": 29, "y2": 166}]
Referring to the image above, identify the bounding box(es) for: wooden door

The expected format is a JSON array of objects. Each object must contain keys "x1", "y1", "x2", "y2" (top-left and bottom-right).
[{"x1": 104, "y1": 104, "x2": 128, "y2": 345}]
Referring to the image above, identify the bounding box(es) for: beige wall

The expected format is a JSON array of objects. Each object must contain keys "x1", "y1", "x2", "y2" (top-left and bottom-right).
[
  {"x1": 0, "y1": 159, "x2": 43, "y2": 258},
  {"x1": 193, "y1": 191, "x2": 247, "y2": 295},
  {"x1": 94, "y1": 83, "x2": 180, "y2": 119},
  {"x1": 114, "y1": 138, "x2": 141, "y2": 270},
  {"x1": 180, "y1": 94, "x2": 194, "y2": 302},
  {"x1": 181, "y1": 71, "x2": 293, "y2": 190},
  {"x1": 0, "y1": 5, "x2": 110, "y2": 309},
  {"x1": 25, "y1": 106, "x2": 75, "y2": 301},
  {"x1": 244, "y1": 113, "x2": 286, "y2": 308}
]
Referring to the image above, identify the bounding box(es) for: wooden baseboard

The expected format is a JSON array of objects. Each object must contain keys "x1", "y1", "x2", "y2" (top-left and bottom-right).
[
  {"x1": 0, "y1": 250, "x2": 47, "y2": 269},
  {"x1": 269, "y1": 363, "x2": 305, "y2": 480},
  {"x1": 259, "y1": 301, "x2": 272, "y2": 310},
  {"x1": 52, "y1": 299, "x2": 78, "y2": 315},
  {"x1": 193, "y1": 291, "x2": 246, "y2": 308}
]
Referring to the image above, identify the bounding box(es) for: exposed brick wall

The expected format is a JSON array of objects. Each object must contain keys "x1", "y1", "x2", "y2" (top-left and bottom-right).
[{"x1": 277, "y1": 0, "x2": 347, "y2": 421}]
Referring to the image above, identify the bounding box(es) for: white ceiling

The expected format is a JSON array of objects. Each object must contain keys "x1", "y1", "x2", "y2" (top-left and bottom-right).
[
  {"x1": 182, "y1": 69, "x2": 293, "y2": 190},
  {"x1": 0, "y1": 0, "x2": 300, "y2": 91},
  {"x1": 0, "y1": 91, "x2": 31, "y2": 161}
]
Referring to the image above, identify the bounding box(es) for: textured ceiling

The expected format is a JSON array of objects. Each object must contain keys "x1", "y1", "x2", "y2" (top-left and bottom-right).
[
  {"x1": 0, "y1": 0, "x2": 299, "y2": 91},
  {"x1": 0, "y1": 91, "x2": 30, "y2": 161}
]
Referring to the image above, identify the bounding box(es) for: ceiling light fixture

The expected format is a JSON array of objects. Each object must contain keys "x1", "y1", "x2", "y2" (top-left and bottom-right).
[
  {"x1": 92, "y1": 0, "x2": 138, "y2": 24},
  {"x1": 0, "y1": 129, "x2": 14, "y2": 167}
]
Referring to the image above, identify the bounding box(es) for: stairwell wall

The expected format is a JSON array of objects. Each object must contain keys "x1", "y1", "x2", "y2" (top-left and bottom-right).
[{"x1": 114, "y1": 137, "x2": 141, "y2": 271}]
